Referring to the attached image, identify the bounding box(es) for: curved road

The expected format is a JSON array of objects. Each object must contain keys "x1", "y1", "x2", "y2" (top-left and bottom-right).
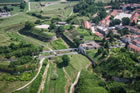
[{"x1": 16, "y1": 57, "x2": 46, "y2": 91}]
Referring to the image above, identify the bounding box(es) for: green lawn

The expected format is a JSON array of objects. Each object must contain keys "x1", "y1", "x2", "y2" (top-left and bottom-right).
[
  {"x1": 49, "y1": 38, "x2": 68, "y2": 50},
  {"x1": 30, "y1": 2, "x2": 77, "y2": 19},
  {"x1": 65, "y1": 54, "x2": 91, "y2": 82},
  {"x1": 0, "y1": 13, "x2": 37, "y2": 28}
]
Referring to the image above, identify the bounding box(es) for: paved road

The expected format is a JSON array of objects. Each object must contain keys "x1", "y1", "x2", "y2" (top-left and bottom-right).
[
  {"x1": 16, "y1": 57, "x2": 46, "y2": 91},
  {"x1": 70, "y1": 71, "x2": 81, "y2": 93},
  {"x1": 42, "y1": 48, "x2": 78, "y2": 53},
  {"x1": 40, "y1": 52, "x2": 78, "y2": 59},
  {"x1": 28, "y1": 2, "x2": 31, "y2": 12}
]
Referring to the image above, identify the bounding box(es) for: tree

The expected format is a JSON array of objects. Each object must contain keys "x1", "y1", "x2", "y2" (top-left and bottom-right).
[
  {"x1": 92, "y1": 16, "x2": 101, "y2": 24},
  {"x1": 98, "y1": 11, "x2": 107, "y2": 19},
  {"x1": 125, "y1": 42, "x2": 129, "y2": 49},
  {"x1": 35, "y1": 20, "x2": 41, "y2": 24},
  {"x1": 20, "y1": 3, "x2": 26, "y2": 9},
  {"x1": 102, "y1": 49, "x2": 109, "y2": 57},
  {"x1": 104, "y1": 41, "x2": 110, "y2": 49},
  {"x1": 62, "y1": 55, "x2": 70, "y2": 67},
  {"x1": 73, "y1": 38, "x2": 82, "y2": 47},
  {"x1": 57, "y1": 26, "x2": 65, "y2": 33},
  {"x1": 24, "y1": 21, "x2": 35, "y2": 30},
  {"x1": 97, "y1": 47, "x2": 104, "y2": 55},
  {"x1": 107, "y1": 30, "x2": 114, "y2": 37},
  {"x1": 122, "y1": 17, "x2": 130, "y2": 26},
  {"x1": 110, "y1": 19, "x2": 121, "y2": 26},
  {"x1": 131, "y1": 21, "x2": 136, "y2": 26},
  {"x1": 110, "y1": 15, "x2": 114, "y2": 21},
  {"x1": 49, "y1": 23, "x2": 56, "y2": 30}
]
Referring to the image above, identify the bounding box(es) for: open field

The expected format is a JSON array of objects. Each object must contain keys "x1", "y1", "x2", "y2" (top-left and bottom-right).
[
  {"x1": 49, "y1": 38, "x2": 68, "y2": 50},
  {"x1": 30, "y1": 2, "x2": 77, "y2": 19},
  {"x1": 0, "y1": 13, "x2": 37, "y2": 28}
]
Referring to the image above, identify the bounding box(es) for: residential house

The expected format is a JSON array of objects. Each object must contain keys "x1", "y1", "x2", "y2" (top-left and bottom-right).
[
  {"x1": 83, "y1": 21, "x2": 91, "y2": 29},
  {"x1": 130, "y1": 12, "x2": 139, "y2": 24}
]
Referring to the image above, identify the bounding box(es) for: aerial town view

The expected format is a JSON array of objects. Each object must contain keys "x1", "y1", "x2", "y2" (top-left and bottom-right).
[{"x1": 0, "y1": 0, "x2": 140, "y2": 93}]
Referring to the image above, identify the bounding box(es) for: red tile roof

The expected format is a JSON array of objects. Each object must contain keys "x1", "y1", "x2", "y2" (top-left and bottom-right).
[
  {"x1": 130, "y1": 12, "x2": 139, "y2": 23},
  {"x1": 95, "y1": 32, "x2": 103, "y2": 37},
  {"x1": 128, "y1": 44, "x2": 140, "y2": 52},
  {"x1": 132, "y1": 40, "x2": 140, "y2": 45},
  {"x1": 125, "y1": 26, "x2": 140, "y2": 34},
  {"x1": 84, "y1": 21, "x2": 91, "y2": 29},
  {"x1": 100, "y1": 10, "x2": 121, "y2": 26},
  {"x1": 104, "y1": 5, "x2": 112, "y2": 9}
]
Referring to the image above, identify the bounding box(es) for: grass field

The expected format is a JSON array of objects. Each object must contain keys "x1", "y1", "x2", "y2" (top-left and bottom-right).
[
  {"x1": 49, "y1": 38, "x2": 68, "y2": 50},
  {"x1": 65, "y1": 54, "x2": 91, "y2": 81},
  {"x1": 30, "y1": 2, "x2": 77, "y2": 19}
]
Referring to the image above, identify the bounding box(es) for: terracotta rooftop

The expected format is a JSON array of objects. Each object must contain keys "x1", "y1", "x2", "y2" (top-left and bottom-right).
[
  {"x1": 128, "y1": 44, "x2": 140, "y2": 52},
  {"x1": 130, "y1": 12, "x2": 139, "y2": 23},
  {"x1": 95, "y1": 32, "x2": 103, "y2": 37},
  {"x1": 125, "y1": 26, "x2": 140, "y2": 34},
  {"x1": 100, "y1": 10, "x2": 121, "y2": 26},
  {"x1": 84, "y1": 21, "x2": 91, "y2": 29},
  {"x1": 132, "y1": 40, "x2": 140, "y2": 45},
  {"x1": 104, "y1": 5, "x2": 112, "y2": 9}
]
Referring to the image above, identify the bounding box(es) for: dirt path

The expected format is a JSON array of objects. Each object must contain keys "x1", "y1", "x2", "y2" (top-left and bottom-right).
[
  {"x1": 69, "y1": 71, "x2": 81, "y2": 93},
  {"x1": 86, "y1": 63, "x2": 91, "y2": 71},
  {"x1": 63, "y1": 67, "x2": 71, "y2": 93},
  {"x1": 38, "y1": 62, "x2": 50, "y2": 93}
]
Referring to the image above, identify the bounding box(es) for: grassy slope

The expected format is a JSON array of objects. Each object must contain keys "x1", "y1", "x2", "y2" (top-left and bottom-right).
[
  {"x1": 65, "y1": 54, "x2": 91, "y2": 81},
  {"x1": 49, "y1": 38, "x2": 68, "y2": 50},
  {"x1": 43, "y1": 62, "x2": 66, "y2": 93},
  {"x1": 43, "y1": 54, "x2": 91, "y2": 93}
]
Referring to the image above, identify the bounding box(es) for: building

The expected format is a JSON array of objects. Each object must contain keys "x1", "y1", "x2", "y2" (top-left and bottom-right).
[
  {"x1": 126, "y1": 26, "x2": 140, "y2": 34},
  {"x1": 96, "y1": 26, "x2": 109, "y2": 35},
  {"x1": 100, "y1": 10, "x2": 121, "y2": 27},
  {"x1": 90, "y1": 26, "x2": 95, "y2": 33},
  {"x1": 104, "y1": 5, "x2": 112, "y2": 9},
  {"x1": 83, "y1": 21, "x2": 91, "y2": 29},
  {"x1": 121, "y1": 34, "x2": 140, "y2": 43},
  {"x1": 132, "y1": 40, "x2": 140, "y2": 47},
  {"x1": 78, "y1": 41, "x2": 100, "y2": 54},
  {"x1": 57, "y1": 22, "x2": 67, "y2": 25},
  {"x1": 130, "y1": 12, "x2": 139, "y2": 24},
  {"x1": 0, "y1": 12, "x2": 11, "y2": 17},
  {"x1": 128, "y1": 44, "x2": 140, "y2": 53},
  {"x1": 114, "y1": 12, "x2": 132, "y2": 20},
  {"x1": 95, "y1": 32, "x2": 103, "y2": 38}
]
